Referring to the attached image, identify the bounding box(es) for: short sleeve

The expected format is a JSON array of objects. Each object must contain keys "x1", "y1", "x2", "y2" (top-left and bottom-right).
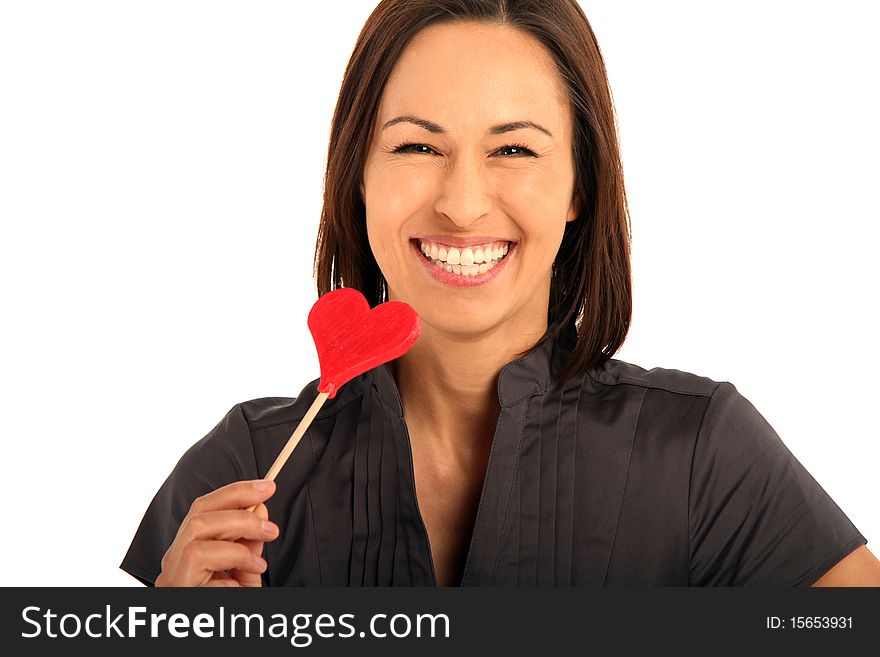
[
  {"x1": 688, "y1": 382, "x2": 867, "y2": 586},
  {"x1": 119, "y1": 403, "x2": 260, "y2": 586}
]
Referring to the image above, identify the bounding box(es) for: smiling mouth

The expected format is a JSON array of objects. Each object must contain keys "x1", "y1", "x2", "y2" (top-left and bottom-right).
[{"x1": 411, "y1": 238, "x2": 511, "y2": 276}]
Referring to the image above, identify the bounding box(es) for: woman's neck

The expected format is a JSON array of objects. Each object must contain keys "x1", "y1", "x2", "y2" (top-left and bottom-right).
[{"x1": 391, "y1": 319, "x2": 547, "y2": 458}]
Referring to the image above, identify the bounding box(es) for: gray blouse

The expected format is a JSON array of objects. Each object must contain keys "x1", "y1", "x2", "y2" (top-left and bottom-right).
[{"x1": 120, "y1": 321, "x2": 867, "y2": 586}]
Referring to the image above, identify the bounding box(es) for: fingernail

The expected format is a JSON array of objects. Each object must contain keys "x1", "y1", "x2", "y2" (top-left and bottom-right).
[
  {"x1": 262, "y1": 520, "x2": 278, "y2": 534},
  {"x1": 254, "y1": 555, "x2": 267, "y2": 570},
  {"x1": 253, "y1": 480, "x2": 274, "y2": 492}
]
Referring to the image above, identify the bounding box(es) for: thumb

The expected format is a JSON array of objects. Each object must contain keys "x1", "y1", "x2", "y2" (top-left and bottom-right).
[{"x1": 251, "y1": 500, "x2": 269, "y2": 524}]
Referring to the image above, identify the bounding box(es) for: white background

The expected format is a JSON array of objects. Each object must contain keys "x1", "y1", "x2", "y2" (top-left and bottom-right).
[{"x1": 0, "y1": 1, "x2": 876, "y2": 586}]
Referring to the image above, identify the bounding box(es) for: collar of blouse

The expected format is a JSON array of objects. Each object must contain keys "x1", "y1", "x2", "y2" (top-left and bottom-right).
[{"x1": 370, "y1": 318, "x2": 577, "y2": 416}]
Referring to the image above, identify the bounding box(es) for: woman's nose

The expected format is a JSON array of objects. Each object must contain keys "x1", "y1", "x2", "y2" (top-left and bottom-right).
[{"x1": 433, "y1": 155, "x2": 493, "y2": 228}]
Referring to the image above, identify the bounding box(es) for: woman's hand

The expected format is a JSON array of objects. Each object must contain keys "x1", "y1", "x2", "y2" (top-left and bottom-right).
[{"x1": 155, "y1": 479, "x2": 279, "y2": 587}]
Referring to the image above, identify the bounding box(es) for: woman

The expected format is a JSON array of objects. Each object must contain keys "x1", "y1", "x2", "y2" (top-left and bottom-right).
[{"x1": 120, "y1": 0, "x2": 879, "y2": 587}]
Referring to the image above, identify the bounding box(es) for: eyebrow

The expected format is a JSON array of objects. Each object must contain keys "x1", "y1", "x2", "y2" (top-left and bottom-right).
[{"x1": 382, "y1": 115, "x2": 553, "y2": 138}]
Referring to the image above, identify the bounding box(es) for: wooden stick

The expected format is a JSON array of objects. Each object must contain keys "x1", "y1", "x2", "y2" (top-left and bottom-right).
[{"x1": 244, "y1": 391, "x2": 329, "y2": 513}]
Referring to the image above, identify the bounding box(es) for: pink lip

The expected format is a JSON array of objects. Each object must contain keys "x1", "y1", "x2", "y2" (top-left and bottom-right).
[
  {"x1": 410, "y1": 239, "x2": 515, "y2": 288},
  {"x1": 413, "y1": 234, "x2": 516, "y2": 248}
]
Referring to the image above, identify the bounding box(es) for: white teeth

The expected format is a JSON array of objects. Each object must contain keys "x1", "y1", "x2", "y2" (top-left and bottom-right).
[
  {"x1": 435, "y1": 254, "x2": 503, "y2": 276},
  {"x1": 417, "y1": 239, "x2": 511, "y2": 263},
  {"x1": 417, "y1": 238, "x2": 513, "y2": 277}
]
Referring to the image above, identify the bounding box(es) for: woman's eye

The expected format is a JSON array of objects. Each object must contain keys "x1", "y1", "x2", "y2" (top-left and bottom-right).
[
  {"x1": 391, "y1": 143, "x2": 536, "y2": 157},
  {"x1": 496, "y1": 144, "x2": 536, "y2": 157},
  {"x1": 393, "y1": 143, "x2": 437, "y2": 155}
]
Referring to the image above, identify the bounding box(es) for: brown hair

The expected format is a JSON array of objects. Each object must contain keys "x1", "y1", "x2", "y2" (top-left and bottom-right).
[{"x1": 313, "y1": 0, "x2": 632, "y2": 382}]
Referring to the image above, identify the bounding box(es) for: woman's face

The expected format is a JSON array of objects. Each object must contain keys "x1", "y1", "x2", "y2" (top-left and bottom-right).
[{"x1": 362, "y1": 21, "x2": 580, "y2": 338}]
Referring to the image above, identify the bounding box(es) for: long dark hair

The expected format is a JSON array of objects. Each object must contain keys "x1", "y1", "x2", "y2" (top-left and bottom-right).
[{"x1": 314, "y1": 0, "x2": 632, "y2": 382}]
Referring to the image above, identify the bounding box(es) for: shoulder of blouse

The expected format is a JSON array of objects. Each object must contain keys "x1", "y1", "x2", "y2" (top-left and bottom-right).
[
  {"x1": 235, "y1": 370, "x2": 372, "y2": 432},
  {"x1": 587, "y1": 357, "x2": 722, "y2": 400}
]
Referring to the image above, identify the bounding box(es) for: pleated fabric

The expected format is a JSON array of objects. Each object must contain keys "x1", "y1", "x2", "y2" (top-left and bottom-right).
[{"x1": 121, "y1": 322, "x2": 867, "y2": 587}]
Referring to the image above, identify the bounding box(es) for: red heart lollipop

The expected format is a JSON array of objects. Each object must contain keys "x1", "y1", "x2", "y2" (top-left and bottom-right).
[
  {"x1": 309, "y1": 287, "x2": 420, "y2": 398},
  {"x1": 252, "y1": 287, "x2": 420, "y2": 490}
]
